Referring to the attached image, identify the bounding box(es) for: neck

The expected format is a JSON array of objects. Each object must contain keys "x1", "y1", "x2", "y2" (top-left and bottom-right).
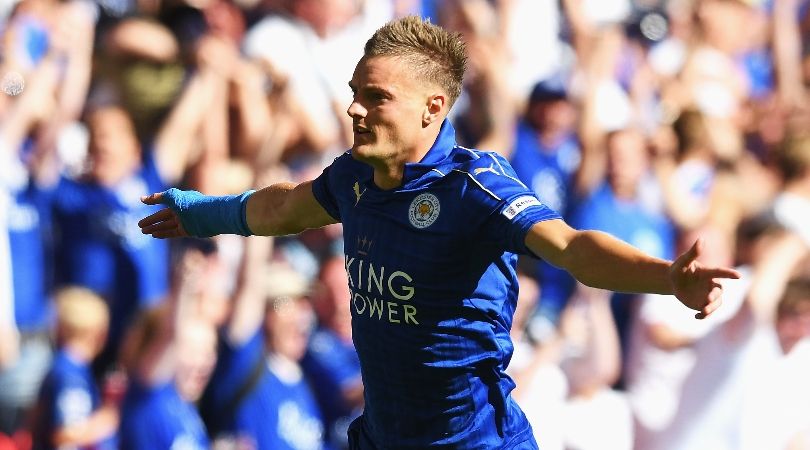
[
  {"x1": 373, "y1": 164, "x2": 405, "y2": 190},
  {"x1": 63, "y1": 340, "x2": 95, "y2": 364},
  {"x1": 371, "y1": 123, "x2": 443, "y2": 190}
]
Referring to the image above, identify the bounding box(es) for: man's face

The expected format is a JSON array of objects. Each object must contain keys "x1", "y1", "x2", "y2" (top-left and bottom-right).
[
  {"x1": 265, "y1": 298, "x2": 314, "y2": 361},
  {"x1": 777, "y1": 306, "x2": 810, "y2": 354},
  {"x1": 347, "y1": 55, "x2": 432, "y2": 165},
  {"x1": 86, "y1": 107, "x2": 141, "y2": 184},
  {"x1": 607, "y1": 130, "x2": 648, "y2": 191},
  {"x1": 175, "y1": 319, "x2": 217, "y2": 402}
]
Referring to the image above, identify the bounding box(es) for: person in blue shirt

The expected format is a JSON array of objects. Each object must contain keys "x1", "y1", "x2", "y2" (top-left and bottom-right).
[
  {"x1": 32, "y1": 287, "x2": 118, "y2": 450},
  {"x1": 118, "y1": 241, "x2": 216, "y2": 450},
  {"x1": 53, "y1": 68, "x2": 214, "y2": 372},
  {"x1": 570, "y1": 128, "x2": 677, "y2": 367},
  {"x1": 139, "y1": 16, "x2": 741, "y2": 449},
  {"x1": 0, "y1": 54, "x2": 60, "y2": 437},
  {"x1": 302, "y1": 255, "x2": 363, "y2": 450},
  {"x1": 509, "y1": 76, "x2": 582, "y2": 334},
  {"x1": 201, "y1": 235, "x2": 326, "y2": 450}
]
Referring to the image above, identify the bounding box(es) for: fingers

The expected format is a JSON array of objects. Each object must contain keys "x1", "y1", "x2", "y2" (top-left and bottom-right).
[
  {"x1": 138, "y1": 208, "x2": 188, "y2": 238},
  {"x1": 696, "y1": 297, "x2": 722, "y2": 319},
  {"x1": 140, "y1": 216, "x2": 180, "y2": 235},
  {"x1": 695, "y1": 284, "x2": 723, "y2": 319},
  {"x1": 671, "y1": 239, "x2": 702, "y2": 275},
  {"x1": 674, "y1": 238, "x2": 702, "y2": 270},
  {"x1": 704, "y1": 267, "x2": 743, "y2": 280},
  {"x1": 138, "y1": 208, "x2": 174, "y2": 229},
  {"x1": 152, "y1": 228, "x2": 187, "y2": 239},
  {"x1": 140, "y1": 191, "x2": 166, "y2": 206}
]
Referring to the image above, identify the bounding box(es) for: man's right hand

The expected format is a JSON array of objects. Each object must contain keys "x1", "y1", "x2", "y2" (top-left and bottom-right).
[
  {"x1": 139, "y1": 190, "x2": 190, "y2": 239},
  {"x1": 139, "y1": 188, "x2": 255, "y2": 238}
]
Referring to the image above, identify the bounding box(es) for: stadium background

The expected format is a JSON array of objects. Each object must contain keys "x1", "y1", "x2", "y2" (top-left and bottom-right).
[{"x1": 1, "y1": 0, "x2": 809, "y2": 449}]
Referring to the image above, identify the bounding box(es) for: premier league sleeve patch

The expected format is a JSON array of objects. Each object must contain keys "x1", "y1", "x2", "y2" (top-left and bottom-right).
[
  {"x1": 502, "y1": 195, "x2": 542, "y2": 220},
  {"x1": 409, "y1": 192, "x2": 441, "y2": 229}
]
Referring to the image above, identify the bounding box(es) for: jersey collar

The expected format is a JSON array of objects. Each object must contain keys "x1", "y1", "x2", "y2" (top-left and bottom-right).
[{"x1": 401, "y1": 119, "x2": 456, "y2": 188}]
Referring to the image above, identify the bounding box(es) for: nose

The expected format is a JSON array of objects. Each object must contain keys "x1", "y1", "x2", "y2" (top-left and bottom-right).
[{"x1": 347, "y1": 99, "x2": 367, "y2": 119}]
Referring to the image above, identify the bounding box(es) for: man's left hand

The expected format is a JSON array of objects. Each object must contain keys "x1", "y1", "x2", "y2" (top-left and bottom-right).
[{"x1": 670, "y1": 239, "x2": 742, "y2": 319}]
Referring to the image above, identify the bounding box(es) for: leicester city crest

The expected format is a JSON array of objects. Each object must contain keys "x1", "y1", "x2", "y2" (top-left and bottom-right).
[{"x1": 408, "y1": 193, "x2": 441, "y2": 229}]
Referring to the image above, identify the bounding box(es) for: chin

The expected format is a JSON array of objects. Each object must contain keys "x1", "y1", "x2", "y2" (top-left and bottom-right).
[{"x1": 350, "y1": 144, "x2": 375, "y2": 162}]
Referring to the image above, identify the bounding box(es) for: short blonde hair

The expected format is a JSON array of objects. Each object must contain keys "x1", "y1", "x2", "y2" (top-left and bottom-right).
[
  {"x1": 778, "y1": 132, "x2": 810, "y2": 182},
  {"x1": 778, "y1": 278, "x2": 810, "y2": 319},
  {"x1": 56, "y1": 287, "x2": 109, "y2": 339},
  {"x1": 364, "y1": 15, "x2": 467, "y2": 106}
]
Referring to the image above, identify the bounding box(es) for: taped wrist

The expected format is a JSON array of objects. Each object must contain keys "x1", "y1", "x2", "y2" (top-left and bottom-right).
[{"x1": 164, "y1": 188, "x2": 255, "y2": 237}]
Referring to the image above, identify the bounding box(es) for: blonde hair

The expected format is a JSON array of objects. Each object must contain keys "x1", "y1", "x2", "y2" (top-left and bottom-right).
[
  {"x1": 364, "y1": 15, "x2": 467, "y2": 106},
  {"x1": 778, "y1": 132, "x2": 810, "y2": 182},
  {"x1": 56, "y1": 287, "x2": 109, "y2": 340},
  {"x1": 778, "y1": 278, "x2": 810, "y2": 319}
]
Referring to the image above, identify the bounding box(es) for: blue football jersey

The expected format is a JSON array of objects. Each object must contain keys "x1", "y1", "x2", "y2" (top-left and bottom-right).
[
  {"x1": 120, "y1": 379, "x2": 209, "y2": 450},
  {"x1": 53, "y1": 152, "x2": 169, "y2": 350},
  {"x1": 34, "y1": 350, "x2": 117, "y2": 450},
  {"x1": 202, "y1": 331, "x2": 325, "y2": 450},
  {"x1": 8, "y1": 178, "x2": 54, "y2": 331},
  {"x1": 311, "y1": 120, "x2": 560, "y2": 449}
]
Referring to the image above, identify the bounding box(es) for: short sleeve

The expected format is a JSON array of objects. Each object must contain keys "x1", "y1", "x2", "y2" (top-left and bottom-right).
[
  {"x1": 311, "y1": 157, "x2": 344, "y2": 222},
  {"x1": 467, "y1": 152, "x2": 561, "y2": 255}
]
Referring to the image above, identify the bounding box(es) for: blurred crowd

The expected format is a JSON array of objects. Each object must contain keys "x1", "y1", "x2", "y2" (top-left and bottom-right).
[{"x1": 1, "y1": 0, "x2": 809, "y2": 449}]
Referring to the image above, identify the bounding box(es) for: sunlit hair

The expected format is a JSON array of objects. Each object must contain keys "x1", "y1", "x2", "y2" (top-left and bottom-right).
[
  {"x1": 778, "y1": 131, "x2": 810, "y2": 182},
  {"x1": 778, "y1": 277, "x2": 810, "y2": 320},
  {"x1": 672, "y1": 109, "x2": 711, "y2": 156},
  {"x1": 56, "y1": 287, "x2": 109, "y2": 340},
  {"x1": 364, "y1": 15, "x2": 467, "y2": 107}
]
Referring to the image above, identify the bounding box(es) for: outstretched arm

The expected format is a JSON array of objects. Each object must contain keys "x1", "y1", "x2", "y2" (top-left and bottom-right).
[
  {"x1": 526, "y1": 219, "x2": 741, "y2": 319},
  {"x1": 138, "y1": 180, "x2": 337, "y2": 239}
]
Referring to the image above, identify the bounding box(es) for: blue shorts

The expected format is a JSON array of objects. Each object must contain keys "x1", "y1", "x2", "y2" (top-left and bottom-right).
[{"x1": 346, "y1": 415, "x2": 540, "y2": 449}]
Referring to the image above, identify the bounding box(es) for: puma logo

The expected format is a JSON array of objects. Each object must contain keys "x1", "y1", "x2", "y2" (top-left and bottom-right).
[
  {"x1": 473, "y1": 164, "x2": 499, "y2": 176},
  {"x1": 354, "y1": 181, "x2": 366, "y2": 206}
]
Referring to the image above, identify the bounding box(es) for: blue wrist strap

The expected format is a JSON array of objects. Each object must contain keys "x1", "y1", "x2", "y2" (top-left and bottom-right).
[{"x1": 161, "y1": 188, "x2": 256, "y2": 237}]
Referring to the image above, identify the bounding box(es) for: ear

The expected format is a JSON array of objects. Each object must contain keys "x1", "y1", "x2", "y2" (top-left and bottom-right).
[{"x1": 423, "y1": 94, "x2": 447, "y2": 126}]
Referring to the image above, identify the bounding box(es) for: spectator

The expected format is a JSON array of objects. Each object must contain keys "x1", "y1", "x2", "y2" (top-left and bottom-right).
[
  {"x1": 0, "y1": 47, "x2": 62, "y2": 440},
  {"x1": 772, "y1": 130, "x2": 810, "y2": 249},
  {"x1": 31, "y1": 287, "x2": 118, "y2": 450},
  {"x1": 53, "y1": 66, "x2": 217, "y2": 370},
  {"x1": 202, "y1": 236, "x2": 325, "y2": 450},
  {"x1": 302, "y1": 255, "x2": 362, "y2": 450},
  {"x1": 0, "y1": 2, "x2": 95, "y2": 434},
  {"x1": 624, "y1": 232, "x2": 750, "y2": 450},
  {"x1": 570, "y1": 128, "x2": 676, "y2": 358},
  {"x1": 118, "y1": 243, "x2": 216, "y2": 450},
  {"x1": 509, "y1": 77, "x2": 582, "y2": 333},
  {"x1": 508, "y1": 273, "x2": 568, "y2": 450},
  {"x1": 628, "y1": 221, "x2": 807, "y2": 450},
  {"x1": 511, "y1": 277, "x2": 632, "y2": 450},
  {"x1": 740, "y1": 277, "x2": 810, "y2": 450},
  {"x1": 243, "y1": 0, "x2": 393, "y2": 158}
]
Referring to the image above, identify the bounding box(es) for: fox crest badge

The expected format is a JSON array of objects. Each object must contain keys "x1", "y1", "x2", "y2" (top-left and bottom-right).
[{"x1": 408, "y1": 193, "x2": 440, "y2": 229}]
